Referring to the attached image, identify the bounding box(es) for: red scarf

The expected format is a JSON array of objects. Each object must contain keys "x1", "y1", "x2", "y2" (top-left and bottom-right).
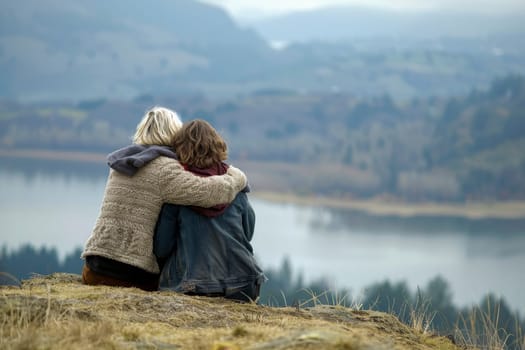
[{"x1": 183, "y1": 162, "x2": 230, "y2": 217}]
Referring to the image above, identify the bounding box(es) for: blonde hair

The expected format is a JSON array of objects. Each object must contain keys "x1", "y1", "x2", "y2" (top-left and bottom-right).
[
  {"x1": 133, "y1": 106, "x2": 183, "y2": 146},
  {"x1": 173, "y1": 119, "x2": 228, "y2": 169}
]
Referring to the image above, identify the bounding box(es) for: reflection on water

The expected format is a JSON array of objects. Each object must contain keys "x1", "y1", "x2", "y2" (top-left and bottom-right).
[
  {"x1": 1, "y1": 157, "x2": 524, "y2": 314},
  {"x1": 0, "y1": 167, "x2": 107, "y2": 261},
  {"x1": 310, "y1": 208, "x2": 525, "y2": 236},
  {"x1": 1, "y1": 156, "x2": 108, "y2": 182},
  {"x1": 252, "y1": 200, "x2": 525, "y2": 314},
  {"x1": 309, "y1": 208, "x2": 525, "y2": 259}
]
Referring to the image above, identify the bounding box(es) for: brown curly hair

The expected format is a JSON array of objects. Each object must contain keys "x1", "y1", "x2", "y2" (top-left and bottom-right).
[{"x1": 172, "y1": 119, "x2": 228, "y2": 168}]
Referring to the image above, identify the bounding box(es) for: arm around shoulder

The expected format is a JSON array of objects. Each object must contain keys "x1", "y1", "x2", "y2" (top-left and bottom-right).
[{"x1": 159, "y1": 159, "x2": 247, "y2": 208}]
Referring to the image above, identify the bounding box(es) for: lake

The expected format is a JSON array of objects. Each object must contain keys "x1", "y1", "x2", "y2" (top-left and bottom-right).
[{"x1": 1, "y1": 157, "x2": 524, "y2": 313}]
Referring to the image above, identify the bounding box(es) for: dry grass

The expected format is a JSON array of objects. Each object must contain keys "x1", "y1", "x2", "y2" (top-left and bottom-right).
[
  {"x1": 454, "y1": 300, "x2": 525, "y2": 350},
  {"x1": 408, "y1": 289, "x2": 437, "y2": 335},
  {"x1": 0, "y1": 273, "x2": 461, "y2": 350}
]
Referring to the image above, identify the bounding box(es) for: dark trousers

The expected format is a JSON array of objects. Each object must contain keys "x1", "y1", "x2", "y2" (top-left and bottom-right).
[
  {"x1": 186, "y1": 280, "x2": 261, "y2": 303},
  {"x1": 225, "y1": 281, "x2": 261, "y2": 302},
  {"x1": 82, "y1": 264, "x2": 158, "y2": 292}
]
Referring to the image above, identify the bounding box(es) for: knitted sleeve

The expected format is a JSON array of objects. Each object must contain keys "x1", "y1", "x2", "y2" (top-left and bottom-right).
[{"x1": 158, "y1": 159, "x2": 248, "y2": 207}]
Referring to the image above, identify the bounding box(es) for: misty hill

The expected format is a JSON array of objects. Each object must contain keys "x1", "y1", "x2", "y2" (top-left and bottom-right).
[
  {"x1": 0, "y1": 273, "x2": 461, "y2": 349},
  {"x1": 0, "y1": 0, "x2": 272, "y2": 100},
  {"x1": 2, "y1": 1, "x2": 525, "y2": 100},
  {"x1": 250, "y1": 6, "x2": 525, "y2": 43}
]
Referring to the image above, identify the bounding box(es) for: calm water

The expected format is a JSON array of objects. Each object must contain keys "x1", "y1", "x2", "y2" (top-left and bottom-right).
[{"x1": 1, "y1": 159, "x2": 524, "y2": 313}]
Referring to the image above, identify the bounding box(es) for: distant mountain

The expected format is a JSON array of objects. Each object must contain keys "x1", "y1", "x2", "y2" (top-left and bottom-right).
[
  {"x1": 1, "y1": 1, "x2": 525, "y2": 101},
  {"x1": 0, "y1": 0, "x2": 272, "y2": 100},
  {"x1": 250, "y1": 6, "x2": 525, "y2": 43}
]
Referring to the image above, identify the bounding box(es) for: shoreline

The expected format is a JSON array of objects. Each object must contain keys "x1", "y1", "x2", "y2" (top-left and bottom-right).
[
  {"x1": 2, "y1": 148, "x2": 525, "y2": 220},
  {"x1": 0, "y1": 148, "x2": 106, "y2": 163},
  {"x1": 253, "y1": 192, "x2": 525, "y2": 220}
]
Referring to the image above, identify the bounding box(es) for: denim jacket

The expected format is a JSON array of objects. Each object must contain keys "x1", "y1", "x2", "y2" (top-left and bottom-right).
[{"x1": 153, "y1": 192, "x2": 265, "y2": 295}]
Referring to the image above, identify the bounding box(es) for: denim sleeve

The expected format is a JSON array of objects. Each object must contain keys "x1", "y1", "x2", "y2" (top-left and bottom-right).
[
  {"x1": 153, "y1": 203, "x2": 180, "y2": 259},
  {"x1": 242, "y1": 195, "x2": 256, "y2": 242}
]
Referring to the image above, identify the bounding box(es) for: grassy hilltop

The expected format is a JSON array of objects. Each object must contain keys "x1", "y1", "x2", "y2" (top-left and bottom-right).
[{"x1": 0, "y1": 273, "x2": 460, "y2": 350}]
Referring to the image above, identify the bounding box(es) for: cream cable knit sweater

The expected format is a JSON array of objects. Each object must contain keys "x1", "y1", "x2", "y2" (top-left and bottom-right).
[{"x1": 82, "y1": 156, "x2": 247, "y2": 274}]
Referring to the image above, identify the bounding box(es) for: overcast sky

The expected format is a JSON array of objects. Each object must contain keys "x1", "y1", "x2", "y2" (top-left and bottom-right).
[{"x1": 202, "y1": 0, "x2": 525, "y2": 20}]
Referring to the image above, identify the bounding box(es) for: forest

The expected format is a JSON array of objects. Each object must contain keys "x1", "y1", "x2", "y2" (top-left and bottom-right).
[
  {"x1": 1, "y1": 74, "x2": 524, "y2": 202},
  {"x1": 1, "y1": 244, "x2": 523, "y2": 349}
]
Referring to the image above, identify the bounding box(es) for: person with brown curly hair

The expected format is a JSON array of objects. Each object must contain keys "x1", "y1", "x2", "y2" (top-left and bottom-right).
[{"x1": 154, "y1": 119, "x2": 265, "y2": 302}]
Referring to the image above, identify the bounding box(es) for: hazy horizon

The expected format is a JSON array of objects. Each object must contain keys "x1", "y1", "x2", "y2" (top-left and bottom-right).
[{"x1": 201, "y1": 0, "x2": 525, "y2": 21}]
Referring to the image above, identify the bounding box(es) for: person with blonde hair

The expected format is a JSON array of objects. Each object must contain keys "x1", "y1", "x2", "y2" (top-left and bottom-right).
[
  {"x1": 82, "y1": 108, "x2": 248, "y2": 291},
  {"x1": 154, "y1": 119, "x2": 265, "y2": 302}
]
